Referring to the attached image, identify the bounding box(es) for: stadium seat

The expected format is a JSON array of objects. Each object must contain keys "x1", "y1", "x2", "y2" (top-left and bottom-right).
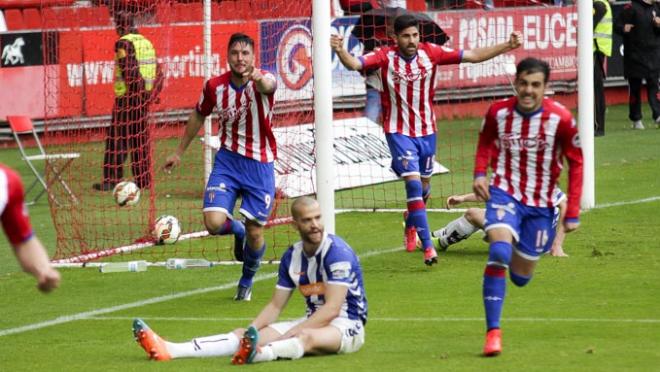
[
  {"x1": 155, "y1": 3, "x2": 172, "y2": 24},
  {"x1": 22, "y1": 8, "x2": 42, "y2": 30},
  {"x1": 77, "y1": 6, "x2": 111, "y2": 28},
  {"x1": 172, "y1": 2, "x2": 202, "y2": 23},
  {"x1": 7, "y1": 115, "x2": 80, "y2": 206},
  {"x1": 40, "y1": 7, "x2": 78, "y2": 29},
  {"x1": 3, "y1": 8, "x2": 26, "y2": 30},
  {"x1": 0, "y1": 0, "x2": 75, "y2": 8}
]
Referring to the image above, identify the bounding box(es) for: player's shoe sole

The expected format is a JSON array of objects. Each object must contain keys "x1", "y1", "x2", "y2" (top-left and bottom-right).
[
  {"x1": 423, "y1": 247, "x2": 438, "y2": 266},
  {"x1": 483, "y1": 328, "x2": 502, "y2": 357},
  {"x1": 232, "y1": 326, "x2": 259, "y2": 365},
  {"x1": 132, "y1": 318, "x2": 171, "y2": 361}
]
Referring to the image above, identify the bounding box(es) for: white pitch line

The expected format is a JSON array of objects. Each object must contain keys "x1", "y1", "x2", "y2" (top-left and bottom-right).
[
  {"x1": 86, "y1": 316, "x2": 660, "y2": 324},
  {"x1": 0, "y1": 246, "x2": 403, "y2": 338},
  {"x1": 592, "y1": 196, "x2": 660, "y2": 209}
]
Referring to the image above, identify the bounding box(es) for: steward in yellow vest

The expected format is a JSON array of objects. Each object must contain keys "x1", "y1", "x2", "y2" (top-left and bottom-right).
[{"x1": 94, "y1": 12, "x2": 161, "y2": 192}]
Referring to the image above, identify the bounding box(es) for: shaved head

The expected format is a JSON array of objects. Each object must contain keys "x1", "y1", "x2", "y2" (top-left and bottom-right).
[{"x1": 291, "y1": 196, "x2": 320, "y2": 220}]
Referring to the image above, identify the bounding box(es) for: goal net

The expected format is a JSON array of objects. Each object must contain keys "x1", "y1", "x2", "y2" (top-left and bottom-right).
[{"x1": 37, "y1": 0, "x2": 579, "y2": 264}]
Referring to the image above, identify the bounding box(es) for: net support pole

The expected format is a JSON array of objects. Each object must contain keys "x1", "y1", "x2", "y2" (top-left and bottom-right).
[
  {"x1": 312, "y1": 0, "x2": 336, "y2": 233},
  {"x1": 577, "y1": 0, "x2": 595, "y2": 209},
  {"x1": 203, "y1": 0, "x2": 213, "y2": 183}
]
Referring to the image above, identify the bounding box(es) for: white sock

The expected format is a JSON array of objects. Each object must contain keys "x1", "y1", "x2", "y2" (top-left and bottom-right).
[
  {"x1": 166, "y1": 332, "x2": 239, "y2": 358},
  {"x1": 252, "y1": 337, "x2": 305, "y2": 363},
  {"x1": 454, "y1": 216, "x2": 479, "y2": 237}
]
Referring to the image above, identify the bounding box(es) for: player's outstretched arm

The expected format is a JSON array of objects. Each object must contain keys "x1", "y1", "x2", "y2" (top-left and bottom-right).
[
  {"x1": 461, "y1": 31, "x2": 522, "y2": 63},
  {"x1": 249, "y1": 288, "x2": 292, "y2": 331},
  {"x1": 550, "y1": 199, "x2": 569, "y2": 257},
  {"x1": 163, "y1": 110, "x2": 205, "y2": 173},
  {"x1": 446, "y1": 193, "x2": 479, "y2": 209},
  {"x1": 244, "y1": 66, "x2": 276, "y2": 94},
  {"x1": 330, "y1": 34, "x2": 362, "y2": 71},
  {"x1": 14, "y1": 236, "x2": 61, "y2": 293}
]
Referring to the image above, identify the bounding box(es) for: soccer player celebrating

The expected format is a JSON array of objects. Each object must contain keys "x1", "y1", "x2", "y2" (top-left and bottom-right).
[
  {"x1": 163, "y1": 33, "x2": 277, "y2": 301},
  {"x1": 1, "y1": 163, "x2": 61, "y2": 293},
  {"x1": 472, "y1": 58, "x2": 583, "y2": 356},
  {"x1": 132, "y1": 197, "x2": 367, "y2": 365},
  {"x1": 331, "y1": 14, "x2": 522, "y2": 266}
]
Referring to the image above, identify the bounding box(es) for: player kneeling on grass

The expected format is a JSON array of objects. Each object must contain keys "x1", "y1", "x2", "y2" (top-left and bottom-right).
[
  {"x1": 429, "y1": 190, "x2": 569, "y2": 257},
  {"x1": 472, "y1": 58, "x2": 583, "y2": 356},
  {"x1": 132, "y1": 196, "x2": 367, "y2": 364}
]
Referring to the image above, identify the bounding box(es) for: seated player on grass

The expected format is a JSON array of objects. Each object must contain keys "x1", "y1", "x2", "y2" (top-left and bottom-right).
[{"x1": 132, "y1": 197, "x2": 367, "y2": 365}]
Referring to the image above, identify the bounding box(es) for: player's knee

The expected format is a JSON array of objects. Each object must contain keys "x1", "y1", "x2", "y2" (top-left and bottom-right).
[
  {"x1": 204, "y1": 214, "x2": 226, "y2": 235},
  {"x1": 297, "y1": 329, "x2": 312, "y2": 343},
  {"x1": 464, "y1": 208, "x2": 481, "y2": 225},
  {"x1": 509, "y1": 270, "x2": 532, "y2": 287},
  {"x1": 244, "y1": 223, "x2": 264, "y2": 249},
  {"x1": 488, "y1": 241, "x2": 512, "y2": 265}
]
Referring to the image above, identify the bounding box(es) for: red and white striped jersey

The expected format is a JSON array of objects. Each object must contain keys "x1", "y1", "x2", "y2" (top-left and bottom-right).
[
  {"x1": 0, "y1": 163, "x2": 33, "y2": 246},
  {"x1": 360, "y1": 42, "x2": 462, "y2": 137},
  {"x1": 196, "y1": 70, "x2": 277, "y2": 163},
  {"x1": 474, "y1": 97, "x2": 583, "y2": 220}
]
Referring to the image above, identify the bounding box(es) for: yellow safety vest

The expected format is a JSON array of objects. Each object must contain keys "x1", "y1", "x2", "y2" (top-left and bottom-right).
[
  {"x1": 114, "y1": 33, "x2": 157, "y2": 97},
  {"x1": 593, "y1": 0, "x2": 612, "y2": 57}
]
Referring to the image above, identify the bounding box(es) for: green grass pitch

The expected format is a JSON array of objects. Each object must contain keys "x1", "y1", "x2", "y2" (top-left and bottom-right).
[{"x1": 0, "y1": 104, "x2": 659, "y2": 371}]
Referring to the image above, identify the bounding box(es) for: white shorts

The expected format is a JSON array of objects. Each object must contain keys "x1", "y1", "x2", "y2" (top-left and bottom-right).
[{"x1": 269, "y1": 317, "x2": 365, "y2": 354}]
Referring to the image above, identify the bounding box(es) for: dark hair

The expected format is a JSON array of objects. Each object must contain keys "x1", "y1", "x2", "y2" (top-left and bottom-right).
[
  {"x1": 393, "y1": 14, "x2": 418, "y2": 35},
  {"x1": 516, "y1": 57, "x2": 550, "y2": 83},
  {"x1": 228, "y1": 33, "x2": 255, "y2": 51},
  {"x1": 114, "y1": 11, "x2": 137, "y2": 34}
]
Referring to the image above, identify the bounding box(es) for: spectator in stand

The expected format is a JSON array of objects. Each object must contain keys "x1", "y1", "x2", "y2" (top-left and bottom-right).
[
  {"x1": 614, "y1": 0, "x2": 660, "y2": 130},
  {"x1": 593, "y1": 0, "x2": 613, "y2": 136},
  {"x1": 94, "y1": 11, "x2": 162, "y2": 191},
  {"x1": 1, "y1": 163, "x2": 61, "y2": 293}
]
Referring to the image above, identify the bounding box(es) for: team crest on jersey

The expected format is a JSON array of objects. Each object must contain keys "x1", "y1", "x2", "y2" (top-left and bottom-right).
[
  {"x1": 398, "y1": 151, "x2": 414, "y2": 169},
  {"x1": 208, "y1": 192, "x2": 215, "y2": 203},
  {"x1": 277, "y1": 24, "x2": 313, "y2": 90},
  {"x1": 572, "y1": 133, "x2": 581, "y2": 148}
]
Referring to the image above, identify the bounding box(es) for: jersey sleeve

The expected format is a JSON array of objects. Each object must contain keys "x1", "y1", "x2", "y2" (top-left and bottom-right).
[
  {"x1": 1, "y1": 169, "x2": 33, "y2": 247},
  {"x1": 275, "y1": 248, "x2": 295, "y2": 290},
  {"x1": 427, "y1": 43, "x2": 463, "y2": 65},
  {"x1": 195, "y1": 79, "x2": 216, "y2": 117},
  {"x1": 556, "y1": 114, "x2": 583, "y2": 221},
  {"x1": 324, "y1": 241, "x2": 357, "y2": 287},
  {"x1": 474, "y1": 105, "x2": 499, "y2": 178},
  {"x1": 358, "y1": 47, "x2": 388, "y2": 71}
]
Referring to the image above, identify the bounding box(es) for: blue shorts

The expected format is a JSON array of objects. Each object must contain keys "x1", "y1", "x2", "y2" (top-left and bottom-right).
[
  {"x1": 385, "y1": 133, "x2": 436, "y2": 178},
  {"x1": 203, "y1": 149, "x2": 275, "y2": 225},
  {"x1": 483, "y1": 187, "x2": 556, "y2": 261}
]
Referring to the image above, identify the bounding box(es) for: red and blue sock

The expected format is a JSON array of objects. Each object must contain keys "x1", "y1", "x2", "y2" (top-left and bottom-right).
[
  {"x1": 405, "y1": 179, "x2": 432, "y2": 250},
  {"x1": 483, "y1": 241, "x2": 512, "y2": 330}
]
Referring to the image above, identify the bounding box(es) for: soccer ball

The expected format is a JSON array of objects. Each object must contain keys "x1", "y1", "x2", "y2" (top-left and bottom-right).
[
  {"x1": 152, "y1": 215, "x2": 181, "y2": 245},
  {"x1": 113, "y1": 181, "x2": 140, "y2": 207}
]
